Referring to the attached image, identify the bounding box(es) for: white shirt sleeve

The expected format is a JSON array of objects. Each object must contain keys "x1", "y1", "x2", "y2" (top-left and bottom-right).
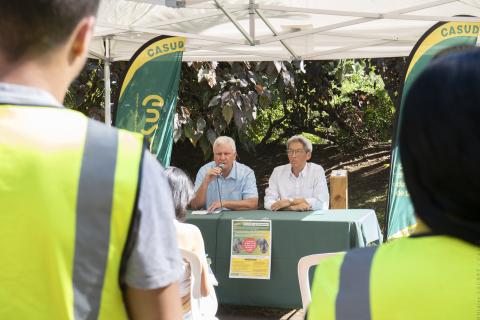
[
  {"x1": 305, "y1": 165, "x2": 329, "y2": 210},
  {"x1": 264, "y1": 167, "x2": 280, "y2": 210}
]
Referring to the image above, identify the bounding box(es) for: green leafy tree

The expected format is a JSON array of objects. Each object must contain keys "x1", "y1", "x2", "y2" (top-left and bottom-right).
[
  {"x1": 175, "y1": 61, "x2": 292, "y2": 158},
  {"x1": 65, "y1": 59, "x2": 126, "y2": 121},
  {"x1": 68, "y1": 57, "x2": 405, "y2": 157}
]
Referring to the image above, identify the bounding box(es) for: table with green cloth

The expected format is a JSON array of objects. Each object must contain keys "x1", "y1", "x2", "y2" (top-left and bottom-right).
[{"x1": 186, "y1": 209, "x2": 382, "y2": 308}]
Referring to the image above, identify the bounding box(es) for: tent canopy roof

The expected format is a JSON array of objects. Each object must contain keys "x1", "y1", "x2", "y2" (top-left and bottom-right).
[{"x1": 92, "y1": 0, "x2": 480, "y2": 61}]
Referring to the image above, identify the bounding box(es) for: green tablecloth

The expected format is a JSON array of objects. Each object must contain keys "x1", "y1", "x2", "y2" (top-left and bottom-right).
[{"x1": 186, "y1": 209, "x2": 382, "y2": 308}]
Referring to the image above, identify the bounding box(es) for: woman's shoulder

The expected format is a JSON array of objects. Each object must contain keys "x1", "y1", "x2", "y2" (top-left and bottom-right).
[
  {"x1": 178, "y1": 222, "x2": 201, "y2": 234},
  {"x1": 176, "y1": 222, "x2": 204, "y2": 246}
]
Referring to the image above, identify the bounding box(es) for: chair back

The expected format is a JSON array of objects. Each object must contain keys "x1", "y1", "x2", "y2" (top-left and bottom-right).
[
  {"x1": 180, "y1": 249, "x2": 203, "y2": 319},
  {"x1": 297, "y1": 252, "x2": 343, "y2": 311}
]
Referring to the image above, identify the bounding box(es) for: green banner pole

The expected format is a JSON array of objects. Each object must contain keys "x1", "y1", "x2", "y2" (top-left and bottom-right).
[{"x1": 114, "y1": 35, "x2": 185, "y2": 167}]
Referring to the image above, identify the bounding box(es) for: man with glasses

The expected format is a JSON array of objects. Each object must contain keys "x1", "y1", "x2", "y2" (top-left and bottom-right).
[
  {"x1": 190, "y1": 136, "x2": 258, "y2": 212},
  {"x1": 264, "y1": 135, "x2": 329, "y2": 211}
]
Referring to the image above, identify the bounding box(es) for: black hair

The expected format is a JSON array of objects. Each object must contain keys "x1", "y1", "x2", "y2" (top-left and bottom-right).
[
  {"x1": 399, "y1": 48, "x2": 480, "y2": 245},
  {"x1": 0, "y1": 0, "x2": 100, "y2": 62},
  {"x1": 165, "y1": 166, "x2": 195, "y2": 222}
]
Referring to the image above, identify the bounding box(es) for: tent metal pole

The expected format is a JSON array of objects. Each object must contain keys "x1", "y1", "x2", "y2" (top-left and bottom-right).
[
  {"x1": 302, "y1": 39, "x2": 391, "y2": 60},
  {"x1": 214, "y1": 0, "x2": 254, "y2": 45},
  {"x1": 259, "y1": 0, "x2": 466, "y2": 46},
  {"x1": 95, "y1": 22, "x2": 246, "y2": 45},
  {"x1": 150, "y1": 9, "x2": 245, "y2": 27},
  {"x1": 255, "y1": 9, "x2": 299, "y2": 60},
  {"x1": 258, "y1": 0, "x2": 455, "y2": 18},
  {"x1": 249, "y1": 0, "x2": 255, "y2": 43},
  {"x1": 260, "y1": 17, "x2": 373, "y2": 44},
  {"x1": 89, "y1": 50, "x2": 106, "y2": 60},
  {"x1": 104, "y1": 37, "x2": 112, "y2": 126}
]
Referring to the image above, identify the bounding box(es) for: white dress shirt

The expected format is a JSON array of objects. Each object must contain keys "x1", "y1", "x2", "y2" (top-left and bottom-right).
[{"x1": 264, "y1": 162, "x2": 329, "y2": 210}]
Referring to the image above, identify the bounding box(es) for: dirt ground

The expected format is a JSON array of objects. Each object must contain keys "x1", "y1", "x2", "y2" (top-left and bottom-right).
[{"x1": 171, "y1": 141, "x2": 392, "y2": 319}]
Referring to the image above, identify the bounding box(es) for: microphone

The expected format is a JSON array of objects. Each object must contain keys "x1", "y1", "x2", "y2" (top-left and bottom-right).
[{"x1": 214, "y1": 163, "x2": 225, "y2": 213}]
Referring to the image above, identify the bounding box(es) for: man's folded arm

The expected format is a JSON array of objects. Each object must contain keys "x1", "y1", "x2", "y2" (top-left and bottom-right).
[
  {"x1": 222, "y1": 197, "x2": 258, "y2": 210},
  {"x1": 263, "y1": 173, "x2": 280, "y2": 210}
]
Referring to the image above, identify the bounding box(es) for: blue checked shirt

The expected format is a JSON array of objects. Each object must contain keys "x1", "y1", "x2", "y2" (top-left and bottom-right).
[{"x1": 194, "y1": 161, "x2": 258, "y2": 209}]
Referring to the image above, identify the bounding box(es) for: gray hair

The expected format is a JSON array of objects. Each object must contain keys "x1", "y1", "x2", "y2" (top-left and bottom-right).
[
  {"x1": 165, "y1": 167, "x2": 194, "y2": 222},
  {"x1": 213, "y1": 136, "x2": 236, "y2": 153},
  {"x1": 287, "y1": 135, "x2": 313, "y2": 153}
]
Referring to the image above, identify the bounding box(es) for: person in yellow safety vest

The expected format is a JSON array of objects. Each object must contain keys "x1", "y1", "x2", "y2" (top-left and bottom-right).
[
  {"x1": 0, "y1": 1, "x2": 183, "y2": 320},
  {"x1": 308, "y1": 49, "x2": 479, "y2": 320}
]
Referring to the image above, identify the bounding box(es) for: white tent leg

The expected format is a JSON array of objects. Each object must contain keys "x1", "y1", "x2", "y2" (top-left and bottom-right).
[
  {"x1": 104, "y1": 37, "x2": 112, "y2": 126},
  {"x1": 249, "y1": 0, "x2": 255, "y2": 43}
]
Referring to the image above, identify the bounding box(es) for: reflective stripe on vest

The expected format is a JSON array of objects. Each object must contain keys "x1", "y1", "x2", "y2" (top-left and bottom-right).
[
  {"x1": 336, "y1": 246, "x2": 377, "y2": 320},
  {"x1": 0, "y1": 106, "x2": 143, "y2": 320},
  {"x1": 308, "y1": 236, "x2": 477, "y2": 320},
  {"x1": 73, "y1": 119, "x2": 118, "y2": 319}
]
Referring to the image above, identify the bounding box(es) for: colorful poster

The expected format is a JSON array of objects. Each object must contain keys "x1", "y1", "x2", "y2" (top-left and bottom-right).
[
  {"x1": 114, "y1": 36, "x2": 185, "y2": 167},
  {"x1": 229, "y1": 220, "x2": 272, "y2": 279},
  {"x1": 386, "y1": 21, "x2": 480, "y2": 240}
]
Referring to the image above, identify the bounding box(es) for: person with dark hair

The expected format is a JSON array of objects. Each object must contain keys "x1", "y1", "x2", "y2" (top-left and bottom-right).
[
  {"x1": 307, "y1": 49, "x2": 479, "y2": 319},
  {"x1": 165, "y1": 167, "x2": 218, "y2": 319},
  {"x1": 0, "y1": 1, "x2": 182, "y2": 319}
]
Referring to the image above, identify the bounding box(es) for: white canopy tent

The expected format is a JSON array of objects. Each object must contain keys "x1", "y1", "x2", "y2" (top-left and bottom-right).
[{"x1": 91, "y1": 0, "x2": 480, "y2": 123}]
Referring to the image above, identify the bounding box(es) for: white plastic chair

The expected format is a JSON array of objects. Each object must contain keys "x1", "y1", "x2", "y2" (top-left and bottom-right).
[
  {"x1": 180, "y1": 249, "x2": 218, "y2": 320},
  {"x1": 180, "y1": 249, "x2": 202, "y2": 319},
  {"x1": 297, "y1": 252, "x2": 343, "y2": 311}
]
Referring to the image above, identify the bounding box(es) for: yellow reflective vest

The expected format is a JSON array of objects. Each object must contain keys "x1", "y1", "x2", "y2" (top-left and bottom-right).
[
  {"x1": 308, "y1": 235, "x2": 477, "y2": 320},
  {"x1": 0, "y1": 105, "x2": 144, "y2": 319}
]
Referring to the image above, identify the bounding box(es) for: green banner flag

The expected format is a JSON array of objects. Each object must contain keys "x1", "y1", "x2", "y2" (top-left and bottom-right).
[
  {"x1": 386, "y1": 21, "x2": 480, "y2": 240},
  {"x1": 114, "y1": 36, "x2": 185, "y2": 167}
]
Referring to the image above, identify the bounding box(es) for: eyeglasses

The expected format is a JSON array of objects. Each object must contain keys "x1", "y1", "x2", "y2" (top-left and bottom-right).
[
  {"x1": 286, "y1": 149, "x2": 306, "y2": 155},
  {"x1": 214, "y1": 152, "x2": 233, "y2": 157}
]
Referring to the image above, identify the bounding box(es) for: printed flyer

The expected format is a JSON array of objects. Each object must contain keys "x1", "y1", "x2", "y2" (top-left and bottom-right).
[{"x1": 229, "y1": 219, "x2": 272, "y2": 279}]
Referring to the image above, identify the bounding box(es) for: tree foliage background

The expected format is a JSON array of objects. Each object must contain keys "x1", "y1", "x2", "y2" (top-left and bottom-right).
[{"x1": 67, "y1": 57, "x2": 406, "y2": 158}]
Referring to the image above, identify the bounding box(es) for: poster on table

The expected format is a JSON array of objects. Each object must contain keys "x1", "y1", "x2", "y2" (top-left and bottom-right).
[
  {"x1": 114, "y1": 35, "x2": 185, "y2": 167},
  {"x1": 229, "y1": 220, "x2": 272, "y2": 279},
  {"x1": 386, "y1": 20, "x2": 480, "y2": 240}
]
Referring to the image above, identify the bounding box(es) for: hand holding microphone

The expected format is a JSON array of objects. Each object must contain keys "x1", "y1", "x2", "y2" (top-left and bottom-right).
[
  {"x1": 206, "y1": 162, "x2": 224, "y2": 182},
  {"x1": 213, "y1": 162, "x2": 225, "y2": 213},
  {"x1": 207, "y1": 162, "x2": 225, "y2": 213}
]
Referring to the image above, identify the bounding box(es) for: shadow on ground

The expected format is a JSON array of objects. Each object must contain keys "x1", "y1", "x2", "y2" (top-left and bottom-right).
[{"x1": 217, "y1": 305, "x2": 304, "y2": 320}]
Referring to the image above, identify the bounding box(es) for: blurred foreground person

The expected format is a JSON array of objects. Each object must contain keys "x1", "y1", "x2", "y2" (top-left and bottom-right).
[
  {"x1": 0, "y1": 1, "x2": 182, "y2": 319},
  {"x1": 308, "y1": 49, "x2": 479, "y2": 319},
  {"x1": 166, "y1": 167, "x2": 218, "y2": 319}
]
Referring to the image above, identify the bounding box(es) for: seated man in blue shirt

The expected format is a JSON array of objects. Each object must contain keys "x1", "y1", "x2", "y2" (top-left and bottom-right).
[{"x1": 190, "y1": 136, "x2": 258, "y2": 212}]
